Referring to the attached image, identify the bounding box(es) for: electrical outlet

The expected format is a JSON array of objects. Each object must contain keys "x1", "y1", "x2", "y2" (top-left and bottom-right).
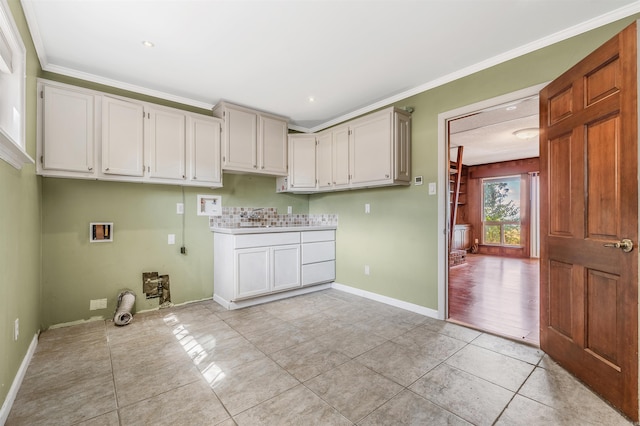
[
  {"x1": 14, "y1": 318, "x2": 19, "y2": 341},
  {"x1": 365, "y1": 203, "x2": 371, "y2": 214},
  {"x1": 364, "y1": 265, "x2": 370, "y2": 275},
  {"x1": 176, "y1": 203, "x2": 184, "y2": 214},
  {"x1": 287, "y1": 206, "x2": 292, "y2": 214},
  {"x1": 168, "y1": 234, "x2": 175, "y2": 245},
  {"x1": 428, "y1": 182, "x2": 436, "y2": 195}
]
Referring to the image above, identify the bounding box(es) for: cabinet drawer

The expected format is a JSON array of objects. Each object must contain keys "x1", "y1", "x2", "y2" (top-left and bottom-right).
[
  {"x1": 235, "y1": 232, "x2": 300, "y2": 249},
  {"x1": 302, "y1": 261, "x2": 335, "y2": 285},
  {"x1": 301, "y1": 230, "x2": 335, "y2": 243},
  {"x1": 302, "y1": 241, "x2": 335, "y2": 264}
]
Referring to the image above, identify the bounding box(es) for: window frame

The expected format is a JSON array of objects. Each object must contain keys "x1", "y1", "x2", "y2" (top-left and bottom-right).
[
  {"x1": 481, "y1": 175, "x2": 523, "y2": 247},
  {"x1": 0, "y1": 0, "x2": 32, "y2": 169}
]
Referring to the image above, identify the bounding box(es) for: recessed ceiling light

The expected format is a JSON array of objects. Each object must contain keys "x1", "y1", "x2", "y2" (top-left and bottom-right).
[
  {"x1": 142, "y1": 40, "x2": 155, "y2": 48},
  {"x1": 513, "y1": 128, "x2": 539, "y2": 139},
  {"x1": 506, "y1": 105, "x2": 517, "y2": 111},
  {"x1": 308, "y1": 96, "x2": 315, "y2": 103}
]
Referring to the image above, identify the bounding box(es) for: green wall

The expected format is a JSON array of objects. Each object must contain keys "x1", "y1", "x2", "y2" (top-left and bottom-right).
[
  {"x1": 3, "y1": 0, "x2": 639, "y2": 412},
  {"x1": 309, "y1": 15, "x2": 640, "y2": 310},
  {"x1": 41, "y1": 175, "x2": 308, "y2": 326},
  {"x1": 1, "y1": 0, "x2": 41, "y2": 409}
]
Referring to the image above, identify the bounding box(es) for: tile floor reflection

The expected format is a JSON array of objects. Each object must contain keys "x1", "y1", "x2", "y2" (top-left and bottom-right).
[{"x1": 6, "y1": 289, "x2": 633, "y2": 425}]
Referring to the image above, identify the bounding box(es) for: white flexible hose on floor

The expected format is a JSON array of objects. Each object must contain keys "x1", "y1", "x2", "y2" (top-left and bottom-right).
[{"x1": 114, "y1": 290, "x2": 136, "y2": 326}]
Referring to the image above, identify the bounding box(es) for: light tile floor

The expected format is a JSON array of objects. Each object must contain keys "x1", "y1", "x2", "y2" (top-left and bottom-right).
[{"x1": 6, "y1": 289, "x2": 634, "y2": 425}]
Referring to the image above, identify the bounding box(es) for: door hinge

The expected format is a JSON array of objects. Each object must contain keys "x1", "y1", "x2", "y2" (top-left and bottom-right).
[
  {"x1": 40, "y1": 155, "x2": 43, "y2": 164},
  {"x1": 40, "y1": 91, "x2": 44, "y2": 99},
  {"x1": 222, "y1": 156, "x2": 225, "y2": 162},
  {"x1": 348, "y1": 130, "x2": 352, "y2": 135}
]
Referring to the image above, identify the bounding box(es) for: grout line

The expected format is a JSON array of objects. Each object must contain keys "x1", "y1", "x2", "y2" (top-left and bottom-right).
[{"x1": 103, "y1": 320, "x2": 123, "y2": 426}]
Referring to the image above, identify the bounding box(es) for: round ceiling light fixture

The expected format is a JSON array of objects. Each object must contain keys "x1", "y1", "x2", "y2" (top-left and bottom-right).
[
  {"x1": 141, "y1": 40, "x2": 155, "y2": 48},
  {"x1": 513, "y1": 128, "x2": 539, "y2": 139}
]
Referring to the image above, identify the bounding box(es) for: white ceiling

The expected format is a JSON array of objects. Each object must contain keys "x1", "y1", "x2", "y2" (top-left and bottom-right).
[
  {"x1": 21, "y1": 0, "x2": 640, "y2": 133},
  {"x1": 449, "y1": 97, "x2": 539, "y2": 166}
]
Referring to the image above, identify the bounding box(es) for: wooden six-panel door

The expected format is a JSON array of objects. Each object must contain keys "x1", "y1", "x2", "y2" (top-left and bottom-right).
[{"x1": 540, "y1": 21, "x2": 638, "y2": 421}]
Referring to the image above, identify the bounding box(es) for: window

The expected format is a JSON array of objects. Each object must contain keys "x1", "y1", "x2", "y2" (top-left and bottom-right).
[
  {"x1": 0, "y1": 0, "x2": 32, "y2": 169},
  {"x1": 482, "y1": 176, "x2": 521, "y2": 246}
]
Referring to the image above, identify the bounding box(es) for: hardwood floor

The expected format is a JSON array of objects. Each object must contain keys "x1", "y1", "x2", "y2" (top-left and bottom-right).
[{"x1": 448, "y1": 254, "x2": 540, "y2": 346}]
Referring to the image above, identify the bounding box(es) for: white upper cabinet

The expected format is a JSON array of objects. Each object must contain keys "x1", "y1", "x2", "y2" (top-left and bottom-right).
[
  {"x1": 213, "y1": 101, "x2": 288, "y2": 176},
  {"x1": 188, "y1": 116, "x2": 222, "y2": 186},
  {"x1": 282, "y1": 107, "x2": 411, "y2": 193},
  {"x1": 332, "y1": 126, "x2": 350, "y2": 188},
  {"x1": 259, "y1": 114, "x2": 288, "y2": 175},
  {"x1": 350, "y1": 109, "x2": 393, "y2": 187},
  {"x1": 220, "y1": 104, "x2": 257, "y2": 172},
  {"x1": 146, "y1": 106, "x2": 186, "y2": 181},
  {"x1": 38, "y1": 84, "x2": 96, "y2": 176},
  {"x1": 316, "y1": 125, "x2": 349, "y2": 191},
  {"x1": 316, "y1": 131, "x2": 332, "y2": 189},
  {"x1": 289, "y1": 133, "x2": 317, "y2": 190},
  {"x1": 102, "y1": 96, "x2": 144, "y2": 177},
  {"x1": 37, "y1": 79, "x2": 222, "y2": 188}
]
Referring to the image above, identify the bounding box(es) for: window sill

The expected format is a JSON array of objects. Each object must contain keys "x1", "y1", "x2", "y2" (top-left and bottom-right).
[{"x1": 0, "y1": 128, "x2": 33, "y2": 170}]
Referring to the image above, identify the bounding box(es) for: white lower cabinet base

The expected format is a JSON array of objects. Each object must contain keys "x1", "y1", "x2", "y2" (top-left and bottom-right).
[
  {"x1": 213, "y1": 228, "x2": 336, "y2": 310},
  {"x1": 213, "y1": 283, "x2": 332, "y2": 310}
]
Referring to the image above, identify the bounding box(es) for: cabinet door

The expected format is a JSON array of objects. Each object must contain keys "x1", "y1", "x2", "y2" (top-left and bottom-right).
[
  {"x1": 259, "y1": 114, "x2": 288, "y2": 175},
  {"x1": 272, "y1": 244, "x2": 301, "y2": 291},
  {"x1": 332, "y1": 126, "x2": 350, "y2": 188},
  {"x1": 223, "y1": 106, "x2": 257, "y2": 172},
  {"x1": 189, "y1": 116, "x2": 221, "y2": 185},
  {"x1": 350, "y1": 111, "x2": 392, "y2": 186},
  {"x1": 102, "y1": 97, "x2": 144, "y2": 176},
  {"x1": 147, "y1": 107, "x2": 186, "y2": 180},
  {"x1": 236, "y1": 247, "x2": 270, "y2": 299},
  {"x1": 42, "y1": 85, "x2": 95, "y2": 173},
  {"x1": 316, "y1": 131, "x2": 332, "y2": 189},
  {"x1": 289, "y1": 134, "x2": 317, "y2": 190},
  {"x1": 394, "y1": 111, "x2": 411, "y2": 183}
]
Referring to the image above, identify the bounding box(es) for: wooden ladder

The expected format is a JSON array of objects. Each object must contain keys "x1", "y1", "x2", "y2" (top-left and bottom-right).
[{"x1": 449, "y1": 146, "x2": 464, "y2": 252}]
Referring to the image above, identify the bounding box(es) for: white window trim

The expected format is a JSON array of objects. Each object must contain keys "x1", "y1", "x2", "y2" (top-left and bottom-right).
[{"x1": 0, "y1": 0, "x2": 33, "y2": 169}]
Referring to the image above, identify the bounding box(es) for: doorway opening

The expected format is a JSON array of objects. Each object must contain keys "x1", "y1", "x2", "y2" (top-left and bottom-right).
[{"x1": 437, "y1": 84, "x2": 546, "y2": 346}]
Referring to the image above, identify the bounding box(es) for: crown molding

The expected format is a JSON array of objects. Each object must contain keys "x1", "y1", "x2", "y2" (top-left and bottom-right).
[
  {"x1": 41, "y1": 64, "x2": 214, "y2": 111},
  {"x1": 21, "y1": 0, "x2": 640, "y2": 132}
]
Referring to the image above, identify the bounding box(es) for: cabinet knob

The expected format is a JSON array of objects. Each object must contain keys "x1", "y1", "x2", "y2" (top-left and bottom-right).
[
  {"x1": 385, "y1": 174, "x2": 390, "y2": 178},
  {"x1": 88, "y1": 167, "x2": 93, "y2": 171},
  {"x1": 182, "y1": 175, "x2": 185, "y2": 179},
  {"x1": 328, "y1": 182, "x2": 331, "y2": 185},
  {"x1": 193, "y1": 176, "x2": 197, "y2": 179},
  {"x1": 105, "y1": 167, "x2": 110, "y2": 171},
  {"x1": 253, "y1": 165, "x2": 257, "y2": 169}
]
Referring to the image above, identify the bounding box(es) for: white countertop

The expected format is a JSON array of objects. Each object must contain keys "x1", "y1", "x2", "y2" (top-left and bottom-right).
[{"x1": 210, "y1": 225, "x2": 337, "y2": 235}]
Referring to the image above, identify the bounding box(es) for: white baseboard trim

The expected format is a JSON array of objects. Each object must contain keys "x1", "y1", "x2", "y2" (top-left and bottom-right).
[
  {"x1": 0, "y1": 333, "x2": 39, "y2": 425},
  {"x1": 331, "y1": 282, "x2": 439, "y2": 319}
]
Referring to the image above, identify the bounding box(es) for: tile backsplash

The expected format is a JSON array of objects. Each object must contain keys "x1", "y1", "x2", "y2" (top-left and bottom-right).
[{"x1": 209, "y1": 207, "x2": 338, "y2": 228}]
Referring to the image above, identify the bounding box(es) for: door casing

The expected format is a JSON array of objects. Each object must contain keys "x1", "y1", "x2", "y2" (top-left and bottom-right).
[{"x1": 436, "y1": 82, "x2": 548, "y2": 319}]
